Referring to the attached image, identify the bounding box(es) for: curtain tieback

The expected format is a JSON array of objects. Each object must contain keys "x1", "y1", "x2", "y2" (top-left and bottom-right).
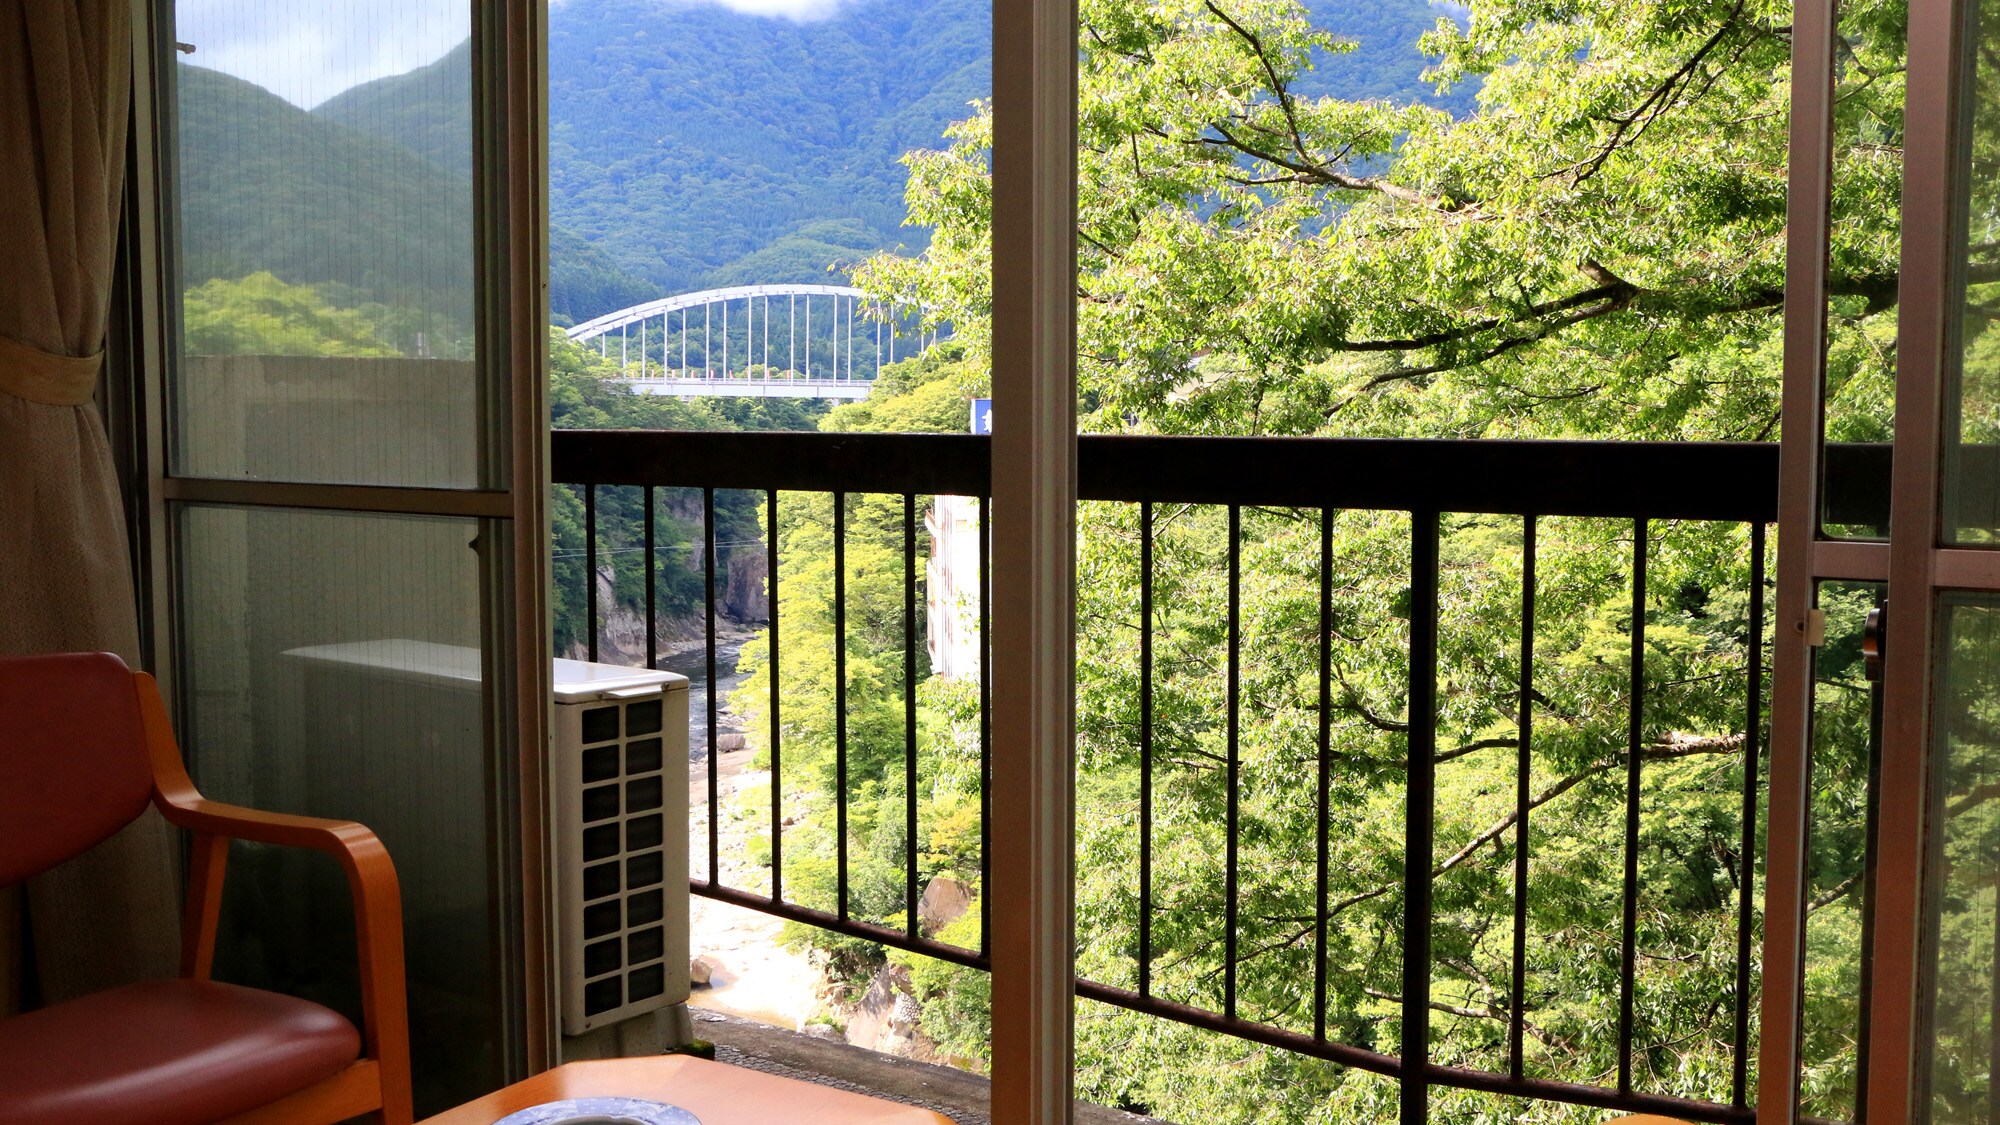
[{"x1": 0, "y1": 332, "x2": 103, "y2": 407}]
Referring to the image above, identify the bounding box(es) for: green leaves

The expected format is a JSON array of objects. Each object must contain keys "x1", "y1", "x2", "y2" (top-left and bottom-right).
[
  {"x1": 770, "y1": 0, "x2": 1903, "y2": 1114},
  {"x1": 182, "y1": 272, "x2": 404, "y2": 358},
  {"x1": 860, "y1": 0, "x2": 1886, "y2": 441}
]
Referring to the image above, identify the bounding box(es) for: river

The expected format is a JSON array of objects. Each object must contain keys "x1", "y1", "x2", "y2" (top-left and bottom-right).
[{"x1": 662, "y1": 635, "x2": 748, "y2": 759}]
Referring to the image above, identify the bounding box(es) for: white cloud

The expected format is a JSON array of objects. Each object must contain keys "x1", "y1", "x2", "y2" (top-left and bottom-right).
[{"x1": 173, "y1": 0, "x2": 468, "y2": 108}]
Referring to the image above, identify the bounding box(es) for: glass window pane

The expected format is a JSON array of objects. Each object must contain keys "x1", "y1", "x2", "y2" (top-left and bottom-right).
[
  {"x1": 1944, "y1": 1, "x2": 2000, "y2": 543},
  {"x1": 1926, "y1": 594, "x2": 2000, "y2": 1121},
  {"x1": 1801, "y1": 580, "x2": 1885, "y2": 1123},
  {"x1": 1820, "y1": 0, "x2": 1907, "y2": 541},
  {"x1": 177, "y1": 504, "x2": 503, "y2": 1114},
  {"x1": 171, "y1": 2, "x2": 480, "y2": 489},
  {"x1": 547, "y1": 1, "x2": 958, "y2": 432}
]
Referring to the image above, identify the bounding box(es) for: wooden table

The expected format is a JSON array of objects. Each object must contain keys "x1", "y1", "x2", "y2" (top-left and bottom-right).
[{"x1": 420, "y1": 1058, "x2": 957, "y2": 1125}]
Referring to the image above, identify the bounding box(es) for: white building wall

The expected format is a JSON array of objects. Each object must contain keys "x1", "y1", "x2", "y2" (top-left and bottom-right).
[{"x1": 926, "y1": 493, "x2": 982, "y2": 680}]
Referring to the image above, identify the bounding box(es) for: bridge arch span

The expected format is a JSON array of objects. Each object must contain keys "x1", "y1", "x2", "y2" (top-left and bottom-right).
[
  {"x1": 563, "y1": 282, "x2": 943, "y2": 399},
  {"x1": 566, "y1": 284, "x2": 881, "y2": 343}
]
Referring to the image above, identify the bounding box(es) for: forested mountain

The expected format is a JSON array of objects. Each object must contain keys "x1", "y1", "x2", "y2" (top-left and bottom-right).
[
  {"x1": 179, "y1": 0, "x2": 1474, "y2": 330},
  {"x1": 177, "y1": 63, "x2": 475, "y2": 332},
  {"x1": 303, "y1": 0, "x2": 1471, "y2": 323},
  {"x1": 1299, "y1": 0, "x2": 1476, "y2": 107},
  {"x1": 543, "y1": 0, "x2": 990, "y2": 295},
  {"x1": 179, "y1": 61, "x2": 655, "y2": 330},
  {"x1": 315, "y1": 41, "x2": 474, "y2": 174}
]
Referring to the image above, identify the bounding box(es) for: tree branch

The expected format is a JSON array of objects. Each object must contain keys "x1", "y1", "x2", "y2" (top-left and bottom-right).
[
  {"x1": 1324, "y1": 733, "x2": 1748, "y2": 918},
  {"x1": 1314, "y1": 264, "x2": 1924, "y2": 409},
  {"x1": 1434, "y1": 737, "x2": 1519, "y2": 764},
  {"x1": 1190, "y1": 2, "x2": 1465, "y2": 211},
  {"x1": 1565, "y1": 0, "x2": 1748, "y2": 185},
  {"x1": 1362, "y1": 986, "x2": 1579, "y2": 1054},
  {"x1": 1807, "y1": 869, "x2": 1862, "y2": 913},
  {"x1": 1331, "y1": 273, "x2": 1641, "y2": 355}
]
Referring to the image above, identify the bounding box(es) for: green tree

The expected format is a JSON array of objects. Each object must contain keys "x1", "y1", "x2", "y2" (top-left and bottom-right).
[
  {"x1": 727, "y1": 347, "x2": 990, "y2": 970},
  {"x1": 755, "y1": 0, "x2": 1918, "y2": 1119},
  {"x1": 182, "y1": 272, "x2": 402, "y2": 357},
  {"x1": 548, "y1": 329, "x2": 830, "y2": 658},
  {"x1": 859, "y1": 0, "x2": 1907, "y2": 445}
]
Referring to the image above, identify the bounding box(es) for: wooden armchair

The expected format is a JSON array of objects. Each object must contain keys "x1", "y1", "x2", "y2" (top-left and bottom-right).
[{"x1": 0, "y1": 652, "x2": 413, "y2": 1125}]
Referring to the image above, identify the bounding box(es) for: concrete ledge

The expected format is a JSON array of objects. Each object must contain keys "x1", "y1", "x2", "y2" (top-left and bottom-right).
[{"x1": 693, "y1": 1010, "x2": 1172, "y2": 1125}]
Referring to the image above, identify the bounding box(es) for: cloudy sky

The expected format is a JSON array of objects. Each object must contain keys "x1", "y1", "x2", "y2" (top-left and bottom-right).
[{"x1": 175, "y1": 0, "x2": 851, "y2": 108}]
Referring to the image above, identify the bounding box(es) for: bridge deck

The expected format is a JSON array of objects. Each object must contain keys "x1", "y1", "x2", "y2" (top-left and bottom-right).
[{"x1": 617, "y1": 377, "x2": 874, "y2": 400}]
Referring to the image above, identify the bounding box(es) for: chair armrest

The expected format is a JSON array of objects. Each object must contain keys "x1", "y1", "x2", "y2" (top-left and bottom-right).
[
  {"x1": 159, "y1": 793, "x2": 396, "y2": 864},
  {"x1": 159, "y1": 796, "x2": 404, "y2": 960},
  {"x1": 137, "y1": 677, "x2": 404, "y2": 926},
  {"x1": 133, "y1": 672, "x2": 414, "y2": 1125}
]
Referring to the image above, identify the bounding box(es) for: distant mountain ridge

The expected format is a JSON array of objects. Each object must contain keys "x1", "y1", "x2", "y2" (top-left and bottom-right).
[
  {"x1": 315, "y1": 42, "x2": 474, "y2": 175},
  {"x1": 543, "y1": 0, "x2": 994, "y2": 297},
  {"x1": 177, "y1": 63, "x2": 475, "y2": 322}
]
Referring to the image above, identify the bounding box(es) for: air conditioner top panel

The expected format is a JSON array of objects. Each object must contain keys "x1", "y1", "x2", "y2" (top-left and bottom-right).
[
  {"x1": 552, "y1": 658, "x2": 688, "y2": 703},
  {"x1": 280, "y1": 641, "x2": 688, "y2": 701},
  {"x1": 280, "y1": 639, "x2": 483, "y2": 689}
]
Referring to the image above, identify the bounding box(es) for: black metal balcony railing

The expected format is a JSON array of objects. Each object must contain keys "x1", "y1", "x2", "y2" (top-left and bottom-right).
[{"x1": 554, "y1": 429, "x2": 1793, "y2": 1124}]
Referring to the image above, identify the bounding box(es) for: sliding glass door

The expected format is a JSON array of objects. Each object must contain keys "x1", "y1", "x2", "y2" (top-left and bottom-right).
[
  {"x1": 1765, "y1": 0, "x2": 2000, "y2": 1120},
  {"x1": 138, "y1": 1, "x2": 548, "y2": 1114},
  {"x1": 1902, "y1": 1, "x2": 2000, "y2": 1117}
]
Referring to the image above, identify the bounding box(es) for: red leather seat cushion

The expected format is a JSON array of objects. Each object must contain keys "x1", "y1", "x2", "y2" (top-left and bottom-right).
[{"x1": 0, "y1": 978, "x2": 361, "y2": 1125}]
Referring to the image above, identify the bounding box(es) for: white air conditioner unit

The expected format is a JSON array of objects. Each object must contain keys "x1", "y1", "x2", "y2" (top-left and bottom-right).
[
  {"x1": 275, "y1": 639, "x2": 495, "y2": 1040},
  {"x1": 274, "y1": 643, "x2": 693, "y2": 1044},
  {"x1": 552, "y1": 659, "x2": 691, "y2": 1037}
]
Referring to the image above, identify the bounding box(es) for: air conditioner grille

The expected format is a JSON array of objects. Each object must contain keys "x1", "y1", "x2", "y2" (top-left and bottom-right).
[
  {"x1": 626, "y1": 739, "x2": 663, "y2": 773},
  {"x1": 626, "y1": 815, "x2": 663, "y2": 851},
  {"x1": 582, "y1": 785, "x2": 618, "y2": 822},
  {"x1": 625, "y1": 700, "x2": 663, "y2": 735},
  {"x1": 585, "y1": 939, "x2": 622, "y2": 978},
  {"x1": 584, "y1": 977, "x2": 621, "y2": 1016},
  {"x1": 626, "y1": 776, "x2": 663, "y2": 812},
  {"x1": 627, "y1": 889, "x2": 664, "y2": 926},
  {"x1": 583, "y1": 824, "x2": 619, "y2": 861},
  {"x1": 583, "y1": 747, "x2": 619, "y2": 782},
  {"x1": 629, "y1": 964, "x2": 665, "y2": 1002},
  {"x1": 628, "y1": 926, "x2": 665, "y2": 964},
  {"x1": 582, "y1": 707, "x2": 620, "y2": 744},
  {"x1": 567, "y1": 698, "x2": 676, "y2": 1022},
  {"x1": 627, "y1": 853, "x2": 664, "y2": 888},
  {"x1": 583, "y1": 900, "x2": 619, "y2": 939}
]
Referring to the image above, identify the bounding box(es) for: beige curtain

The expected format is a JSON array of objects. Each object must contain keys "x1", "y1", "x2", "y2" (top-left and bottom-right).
[{"x1": 0, "y1": 0, "x2": 179, "y2": 1004}]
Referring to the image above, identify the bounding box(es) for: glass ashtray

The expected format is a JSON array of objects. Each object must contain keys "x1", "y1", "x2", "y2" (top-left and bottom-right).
[{"x1": 494, "y1": 1097, "x2": 702, "y2": 1125}]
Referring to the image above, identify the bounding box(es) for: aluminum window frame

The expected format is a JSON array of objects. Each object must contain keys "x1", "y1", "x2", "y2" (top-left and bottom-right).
[
  {"x1": 987, "y1": 0, "x2": 1080, "y2": 1118},
  {"x1": 1763, "y1": 0, "x2": 1999, "y2": 1121},
  {"x1": 118, "y1": 0, "x2": 556, "y2": 1079}
]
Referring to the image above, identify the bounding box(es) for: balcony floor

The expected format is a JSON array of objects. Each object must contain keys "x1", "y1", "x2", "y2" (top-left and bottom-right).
[{"x1": 695, "y1": 1010, "x2": 1173, "y2": 1125}]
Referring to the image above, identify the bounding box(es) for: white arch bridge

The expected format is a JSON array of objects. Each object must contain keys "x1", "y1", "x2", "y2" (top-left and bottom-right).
[{"x1": 565, "y1": 283, "x2": 940, "y2": 400}]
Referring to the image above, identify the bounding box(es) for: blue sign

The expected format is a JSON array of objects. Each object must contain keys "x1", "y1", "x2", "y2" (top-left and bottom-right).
[{"x1": 970, "y1": 398, "x2": 993, "y2": 435}]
